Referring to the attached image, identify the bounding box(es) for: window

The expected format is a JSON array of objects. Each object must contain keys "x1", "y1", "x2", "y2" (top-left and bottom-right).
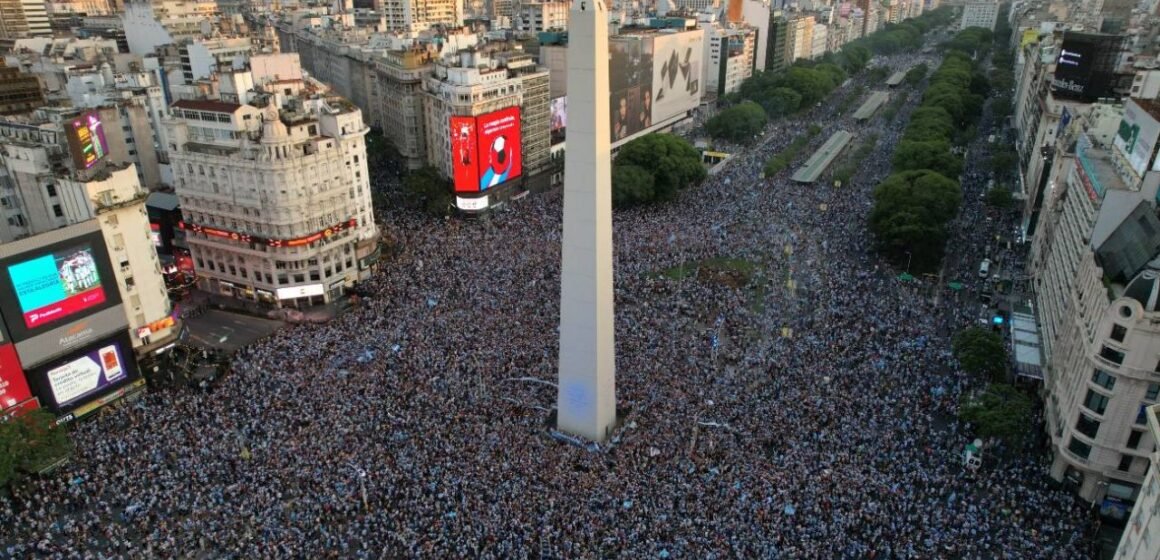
[
  {"x1": 1111, "y1": 324, "x2": 1128, "y2": 342},
  {"x1": 1147, "y1": 383, "x2": 1160, "y2": 401},
  {"x1": 1092, "y1": 370, "x2": 1117, "y2": 390},
  {"x1": 1067, "y1": 437, "x2": 1092, "y2": 459},
  {"x1": 130, "y1": 295, "x2": 140, "y2": 309},
  {"x1": 52, "y1": 204, "x2": 62, "y2": 218},
  {"x1": 1076, "y1": 414, "x2": 1101, "y2": 438},
  {"x1": 45, "y1": 184, "x2": 56, "y2": 197},
  {"x1": 1128, "y1": 430, "x2": 1144, "y2": 449},
  {"x1": 1084, "y1": 390, "x2": 1110, "y2": 415},
  {"x1": 124, "y1": 277, "x2": 135, "y2": 289},
  {"x1": 1119, "y1": 455, "x2": 1135, "y2": 472},
  {"x1": 1100, "y1": 345, "x2": 1125, "y2": 365},
  {"x1": 1139, "y1": 405, "x2": 1149, "y2": 425},
  {"x1": 106, "y1": 214, "x2": 117, "y2": 226}
]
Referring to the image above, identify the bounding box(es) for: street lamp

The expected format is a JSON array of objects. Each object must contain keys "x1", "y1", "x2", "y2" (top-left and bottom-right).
[
  {"x1": 347, "y1": 462, "x2": 369, "y2": 512},
  {"x1": 905, "y1": 251, "x2": 913, "y2": 274}
]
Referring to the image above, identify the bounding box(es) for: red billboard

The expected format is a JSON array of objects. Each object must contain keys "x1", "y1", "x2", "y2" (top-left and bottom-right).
[
  {"x1": 476, "y1": 107, "x2": 522, "y2": 191},
  {"x1": 451, "y1": 116, "x2": 479, "y2": 192},
  {"x1": 0, "y1": 343, "x2": 32, "y2": 411}
]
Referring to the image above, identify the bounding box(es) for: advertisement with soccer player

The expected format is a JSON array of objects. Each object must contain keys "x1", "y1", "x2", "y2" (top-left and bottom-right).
[
  {"x1": 475, "y1": 107, "x2": 522, "y2": 191},
  {"x1": 450, "y1": 116, "x2": 480, "y2": 193},
  {"x1": 0, "y1": 228, "x2": 122, "y2": 343}
]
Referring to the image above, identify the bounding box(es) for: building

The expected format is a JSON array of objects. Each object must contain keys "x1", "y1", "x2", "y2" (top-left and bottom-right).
[
  {"x1": 0, "y1": 0, "x2": 52, "y2": 38},
  {"x1": 788, "y1": 14, "x2": 814, "y2": 62},
  {"x1": 764, "y1": 10, "x2": 791, "y2": 74},
  {"x1": 1114, "y1": 403, "x2": 1160, "y2": 559},
  {"x1": 1030, "y1": 126, "x2": 1160, "y2": 510},
  {"x1": 371, "y1": 46, "x2": 433, "y2": 170},
  {"x1": 704, "y1": 23, "x2": 756, "y2": 97},
  {"x1": 379, "y1": 0, "x2": 464, "y2": 31},
  {"x1": 164, "y1": 60, "x2": 381, "y2": 308},
  {"x1": 422, "y1": 47, "x2": 550, "y2": 211},
  {"x1": 515, "y1": 1, "x2": 567, "y2": 33},
  {"x1": 122, "y1": 0, "x2": 220, "y2": 57},
  {"x1": 736, "y1": 0, "x2": 770, "y2": 71},
  {"x1": 0, "y1": 59, "x2": 44, "y2": 115},
  {"x1": 810, "y1": 21, "x2": 828, "y2": 60},
  {"x1": 959, "y1": 0, "x2": 999, "y2": 31}
]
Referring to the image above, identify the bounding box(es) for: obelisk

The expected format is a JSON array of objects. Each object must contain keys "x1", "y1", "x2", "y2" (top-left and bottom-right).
[{"x1": 557, "y1": 0, "x2": 617, "y2": 442}]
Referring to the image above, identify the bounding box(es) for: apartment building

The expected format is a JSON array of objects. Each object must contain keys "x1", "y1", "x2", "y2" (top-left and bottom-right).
[
  {"x1": 1114, "y1": 403, "x2": 1160, "y2": 559},
  {"x1": 0, "y1": 0, "x2": 51, "y2": 39},
  {"x1": 960, "y1": 0, "x2": 1000, "y2": 31},
  {"x1": 515, "y1": 1, "x2": 567, "y2": 33}
]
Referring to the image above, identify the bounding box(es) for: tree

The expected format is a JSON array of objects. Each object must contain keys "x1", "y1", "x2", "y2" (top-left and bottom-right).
[
  {"x1": 612, "y1": 134, "x2": 706, "y2": 207},
  {"x1": 0, "y1": 410, "x2": 73, "y2": 487},
  {"x1": 904, "y1": 63, "x2": 929, "y2": 85},
  {"x1": 959, "y1": 383, "x2": 1034, "y2": 445},
  {"x1": 611, "y1": 164, "x2": 656, "y2": 207},
  {"x1": 705, "y1": 101, "x2": 768, "y2": 144},
  {"x1": 403, "y1": 166, "x2": 453, "y2": 217},
  {"x1": 989, "y1": 151, "x2": 1018, "y2": 177},
  {"x1": 985, "y1": 186, "x2": 1014, "y2": 209},
  {"x1": 953, "y1": 327, "x2": 1009, "y2": 382},
  {"x1": 892, "y1": 140, "x2": 963, "y2": 178},
  {"x1": 869, "y1": 170, "x2": 961, "y2": 268}
]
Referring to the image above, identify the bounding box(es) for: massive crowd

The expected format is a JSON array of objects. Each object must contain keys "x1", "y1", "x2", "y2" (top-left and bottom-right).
[{"x1": 0, "y1": 50, "x2": 1094, "y2": 559}]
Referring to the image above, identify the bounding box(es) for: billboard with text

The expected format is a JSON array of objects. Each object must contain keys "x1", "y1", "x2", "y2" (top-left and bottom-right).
[
  {"x1": 0, "y1": 231, "x2": 121, "y2": 342},
  {"x1": 25, "y1": 332, "x2": 139, "y2": 414},
  {"x1": 476, "y1": 107, "x2": 522, "y2": 191},
  {"x1": 1114, "y1": 99, "x2": 1160, "y2": 176}
]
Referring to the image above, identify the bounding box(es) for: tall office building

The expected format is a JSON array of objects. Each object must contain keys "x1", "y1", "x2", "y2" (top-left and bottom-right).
[
  {"x1": 960, "y1": 0, "x2": 1000, "y2": 31},
  {"x1": 0, "y1": 0, "x2": 52, "y2": 38}
]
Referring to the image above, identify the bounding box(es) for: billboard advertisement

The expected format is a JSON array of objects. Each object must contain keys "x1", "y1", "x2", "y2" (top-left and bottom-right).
[
  {"x1": 610, "y1": 37, "x2": 654, "y2": 142},
  {"x1": 65, "y1": 111, "x2": 110, "y2": 170},
  {"x1": 14, "y1": 306, "x2": 128, "y2": 369},
  {"x1": 8, "y1": 242, "x2": 107, "y2": 329},
  {"x1": 25, "y1": 332, "x2": 139, "y2": 413},
  {"x1": 450, "y1": 116, "x2": 479, "y2": 193},
  {"x1": 0, "y1": 231, "x2": 121, "y2": 342},
  {"x1": 550, "y1": 96, "x2": 567, "y2": 131},
  {"x1": 1052, "y1": 33, "x2": 1120, "y2": 102},
  {"x1": 476, "y1": 107, "x2": 522, "y2": 190},
  {"x1": 651, "y1": 30, "x2": 704, "y2": 128},
  {"x1": 0, "y1": 343, "x2": 31, "y2": 411},
  {"x1": 1114, "y1": 99, "x2": 1160, "y2": 176}
]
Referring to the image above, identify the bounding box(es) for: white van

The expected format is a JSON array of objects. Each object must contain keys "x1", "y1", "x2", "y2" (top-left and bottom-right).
[{"x1": 978, "y1": 259, "x2": 991, "y2": 278}]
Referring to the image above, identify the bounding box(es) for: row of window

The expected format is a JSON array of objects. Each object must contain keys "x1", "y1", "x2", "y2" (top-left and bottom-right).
[{"x1": 197, "y1": 256, "x2": 353, "y2": 285}]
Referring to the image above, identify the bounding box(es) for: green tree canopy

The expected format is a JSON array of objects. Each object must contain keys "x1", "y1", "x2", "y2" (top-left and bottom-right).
[
  {"x1": 869, "y1": 170, "x2": 962, "y2": 269},
  {"x1": 985, "y1": 186, "x2": 1014, "y2": 209},
  {"x1": 403, "y1": 166, "x2": 453, "y2": 217},
  {"x1": 612, "y1": 133, "x2": 706, "y2": 207},
  {"x1": 611, "y1": 164, "x2": 656, "y2": 208},
  {"x1": 705, "y1": 101, "x2": 768, "y2": 144},
  {"x1": 892, "y1": 140, "x2": 963, "y2": 178},
  {"x1": 960, "y1": 383, "x2": 1033, "y2": 445},
  {"x1": 0, "y1": 410, "x2": 73, "y2": 487},
  {"x1": 953, "y1": 327, "x2": 1009, "y2": 382}
]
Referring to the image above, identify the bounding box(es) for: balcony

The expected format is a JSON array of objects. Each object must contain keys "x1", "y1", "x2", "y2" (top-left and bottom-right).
[{"x1": 92, "y1": 189, "x2": 149, "y2": 214}]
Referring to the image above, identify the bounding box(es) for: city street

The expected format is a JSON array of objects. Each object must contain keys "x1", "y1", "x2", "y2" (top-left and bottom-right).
[{"x1": 0, "y1": 37, "x2": 1094, "y2": 560}]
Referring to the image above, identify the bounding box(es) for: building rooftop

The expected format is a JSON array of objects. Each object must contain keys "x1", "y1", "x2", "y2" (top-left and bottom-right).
[
  {"x1": 172, "y1": 99, "x2": 243, "y2": 113},
  {"x1": 1135, "y1": 98, "x2": 1160, "y2": 123}
]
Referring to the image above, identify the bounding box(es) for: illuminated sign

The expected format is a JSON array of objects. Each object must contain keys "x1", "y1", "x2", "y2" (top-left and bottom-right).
[
  {"x1": 65, "y1": 111, "x2": 110, "y2": 170},
  {"x1": 45, "y1": 341, "x2": 127, "y2": 407},
  {"x1": 275, "y1": 283, "x2": 325, "y2": 300},
  {"x1": 7, "y1": 243, "x2": 107, "y2": 329},
  {"x1": 0, "y1": 343, "x2": 31, "y2": 410},
  {"x1": 181, "y1": 218, "x2": 357, "y2": 248}
]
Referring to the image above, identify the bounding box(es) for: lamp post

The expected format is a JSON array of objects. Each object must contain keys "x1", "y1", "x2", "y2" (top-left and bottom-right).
[{"x1": 905, "y1": 251, "x2": 913, "y2": 274}]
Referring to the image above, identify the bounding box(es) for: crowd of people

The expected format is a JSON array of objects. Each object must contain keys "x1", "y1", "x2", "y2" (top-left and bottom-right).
[{"x1": 0, "y1": 48, "x2": 1095, "y2": 559}]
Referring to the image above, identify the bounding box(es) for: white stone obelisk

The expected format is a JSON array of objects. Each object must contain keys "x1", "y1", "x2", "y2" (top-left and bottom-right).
[{"x1": 557, "y1": 0, "x2": 617, "y2": 442}]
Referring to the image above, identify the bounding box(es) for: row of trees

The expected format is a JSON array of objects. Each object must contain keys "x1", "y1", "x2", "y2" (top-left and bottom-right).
[
  {"x1": 869, "y1": 28, "x2": 995, "y2": 271},
  {"x1": 953, "y1": 326, "x2": 1034, "y2": 446},
  {"x1": 704, "y1": 101, "x2": 768, "y2": 144}
]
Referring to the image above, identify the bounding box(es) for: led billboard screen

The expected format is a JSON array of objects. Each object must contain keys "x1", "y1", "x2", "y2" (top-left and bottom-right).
[
  {"x1": 26, "y1": 332, "x2": 139, "y2": 412},
  {"x1": 8, "y1": 243, "x2": 107, "y2": 329},
  {"x1": 450, "y1": 116, "x2": 480, "y2": 192},
  {"x1": 651, "y1": 31, "x2": 703, "y2": 127},
  {"x1": 476, "y1": 107, "x2": 522, "y2": 191},
  {"x1": 448, "y1": 108, "x2": 523, "y2": 193},
  {"x1": 0, "y1": 343, "x2": 31, "y2": 411},
  {"x1": 610, "y1": 38, "x2": 654, "y2": 142},
  {"x1": 1051, "y1": 32, "x2": 1121, "y2": 102},
  {"x1": 1113, "y1": 99, "x2": 1160, "y2": 176},
  {"x1": 550, "y1": 96, "x2": 567, "y2": 131},
  {"x1": 65, "y1": 111, "x2": 110, "y2": 170},
  {"x1": 0, "y1": 231, "x2": 121, "y2": 343}
]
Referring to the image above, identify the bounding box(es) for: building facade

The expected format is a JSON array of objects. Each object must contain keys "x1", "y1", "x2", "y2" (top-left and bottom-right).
[
  {"x1": 960, "y1": 0, "x2": 1000, "y2": 31},
  {"x1": 165, "y1": 72, "x2": 380, "y2": 308},
  {"x1": 1114, "y1": 403, "x2": 1160, "y2": 560}
]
